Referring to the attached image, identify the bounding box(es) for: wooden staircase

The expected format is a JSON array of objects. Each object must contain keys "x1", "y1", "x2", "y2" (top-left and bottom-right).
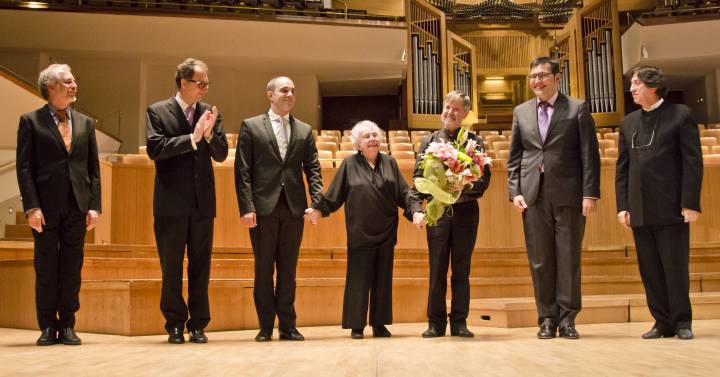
[{"x1": 2, "y1": 242, "x2": 720, "y2": 335}]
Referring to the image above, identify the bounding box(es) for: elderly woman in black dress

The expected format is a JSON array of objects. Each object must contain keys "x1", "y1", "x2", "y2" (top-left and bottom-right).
[{"x1": 313, "y1": 120, "x2": 413, "y2": 339}]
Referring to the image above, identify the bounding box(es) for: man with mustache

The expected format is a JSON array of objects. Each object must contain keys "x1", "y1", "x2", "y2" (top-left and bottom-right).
[
  {"x1": 235, "y1": 76, "x2": 323, "y2": 342},
  {"x1": 409, "y1": 90, "x2": 492, "y2": 338},
  {"x1": 507, "y1": 57, "x2": 600, "y2": 339},
  {"x1": 17, "y1": 64, "x2": 101, "y2": 346}
]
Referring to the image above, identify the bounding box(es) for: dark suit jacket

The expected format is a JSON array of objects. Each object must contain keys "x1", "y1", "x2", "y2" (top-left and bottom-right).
[
  {"x1": 17, "y1": 105, "x2": 101, "y2": 216},
  {"x1": 507, "y1": 93, "x2": 600, "y2": 207},
  {"x1": 234, "y1": 113, "x2": 323, "y2": 218},
  {"x1": 615, "y1": 102, "x2": 703, "y2": 227},
  {"x1": 146, "y1": 98, "x2": 228, "y2": 217}
]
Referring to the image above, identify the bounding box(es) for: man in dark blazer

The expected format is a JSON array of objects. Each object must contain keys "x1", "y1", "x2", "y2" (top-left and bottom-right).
[
  {"x1": 507, "y1": 57, "x2": 600, "y2": 339},
  {"x1": 408, "y1": 90, "x2": 492, "y2": 338},
  {"x1": 146, "y1": 58, "x2": 228, "y2": 344},
  {"x1": 16, "y1": 64, "x2": 101, "y2": 346},
  {"x1": 616, "y1": 65, "x2": 702, "y2": 340},
  {"x1": 235, "y1": 76, "x2": 323, "y2": 342}
]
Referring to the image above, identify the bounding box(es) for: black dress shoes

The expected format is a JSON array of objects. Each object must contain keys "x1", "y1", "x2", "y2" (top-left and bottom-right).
[
  {"x1": 189, "y1": 329, "x2": 208, "y2": 343},
  {"x1": 351, "y1": 328, "x2": 364, "y2": 339},
  {"x1": 255, "y1": 329, "x2": 272, "y2": 342},
  {"x1": 676, "y1": 328, "x2": 694, "y2": 340},
  {"x1": 59, "y1": 327, "x2": 82, "y2": 345},
  {"x1": 422, "y1": 326, "x2": 445, "y2": 338},
  {"x1": 36, "y1": 327, "x2": 57, "y2": 346},
  {"x1": 537, "y1": 324, "x2": 557, "y2": 339},
  {"x1": 167, "y1": 328, "x2": 185, "y2": 344},
  {"x1": 450, "y1": 324, "x2": 474, "y2": 338},
  {"x1": 641, "y1": 327, "x2": 673, "y2": 339},
  {"x1": 372, "y1": 326, "x2": 392, "y2": 338},
  {"x1": 279, "y1": 327, "x2": 305, "y2": 341},
  {"x1": 558, "y1": 325, "x2": 579, "y2": 339}
]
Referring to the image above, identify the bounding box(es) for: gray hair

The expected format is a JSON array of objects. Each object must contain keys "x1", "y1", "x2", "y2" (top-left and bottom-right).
[
  {"x1": 630, "y1": 65, "x2": 668, "y2": 98},
  {"x1": 38, "y1": 64, "x2": 72, "y2": 100},
  {"x1": 444, "y1": 90, "x2": 472, "y2": 112},
  {"x1": 267, "y1": 76, "x2": 293, "y2": 92},
  {"x1": 350, "y1": 120, "x2": 384, "y2": 149},
  {"x1": 174, "y1": 58, "x2": 208, "y2": 89}
]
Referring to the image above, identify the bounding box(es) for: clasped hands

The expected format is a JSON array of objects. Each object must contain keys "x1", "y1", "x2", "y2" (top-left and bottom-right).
[
  {"x1": 192, "y1": 106, "x2": 218, "y2": 143},
  {"x1": 240, "y1": 208, "x2": 320, "y2": 228}
]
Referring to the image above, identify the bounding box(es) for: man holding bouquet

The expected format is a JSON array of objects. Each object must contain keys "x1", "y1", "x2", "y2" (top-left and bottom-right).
[
  {"x1": 507, "y1": 57, "x2": 600, "y2": 340},
  {"x1": 409, "y1": 90, "x2": 492, "y2": 338}
]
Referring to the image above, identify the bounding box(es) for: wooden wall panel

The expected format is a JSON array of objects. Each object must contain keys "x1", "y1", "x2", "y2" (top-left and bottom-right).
[{"x1": 97, "y1": 161, "x2": 720, "y2": 250}]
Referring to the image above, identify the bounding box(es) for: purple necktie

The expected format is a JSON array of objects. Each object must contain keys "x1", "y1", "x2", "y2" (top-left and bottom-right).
[
  {"x1": 538, "y1": 101, "x2": 550, "y2": 143},
  {"x1": 186, "y1": 106, "x2": 195, "y2": 127}
]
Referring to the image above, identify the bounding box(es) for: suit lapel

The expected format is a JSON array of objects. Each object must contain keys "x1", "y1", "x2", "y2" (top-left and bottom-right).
[
  {"x1": 68, "y1": 108, "x2": 82, "y2": 156},
  {"x1": 261, "y1": 113, "x2": 283, "y2": 161},
  {"x1": 167, "y1": 98, "x2": 192, "y2": 133},
  {"x1": 41, "y1": 105, "x2": 69, "y2": 153},
  {"x1": 285, "y1": 115, "x2": 298, "y2": 159},
  {"x1": 544, "y1": 93, "x2": 568, "y2": 145},
  {"x1": 522, "y1": 99, "x2": 543, "y2": 147}
]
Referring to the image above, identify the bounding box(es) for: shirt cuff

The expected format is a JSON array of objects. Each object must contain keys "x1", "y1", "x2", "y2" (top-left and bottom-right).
[
  {"x1": 88, "y1": 210, "x2": 99, "y2": 217},
  {"x1": 25, "y1": 208, "x2": 41, "y2": 217},
  {"x1": 190, "y1": 134, "x2": 198, "y2": 150},
  {"x1": 583, "y1": 197, "x2": 599, "y2": 200}
]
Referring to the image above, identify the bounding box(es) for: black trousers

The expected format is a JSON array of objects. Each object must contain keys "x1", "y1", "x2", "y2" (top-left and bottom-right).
[
  {"x1": 32, "y1": 198, "x2": 86, "y2": 330},
  {"x1": 425, "y1": 200, "x2": 479, "y2": 328},
  {"x1": 249, "y1": 195, "x2": 304, "y2": 330},
  {"x1": 521, "y1": 179, "x2": 585, "y2": 328},
  {"x1": 632, "y1": 222, "x2": 692, "y2": 333},
  {"x1": 342, "y1": 245, "x2": 394, "y2": 329},
  {"x1": 154, "y1": 215, "x2": 213, "y2": 332}
]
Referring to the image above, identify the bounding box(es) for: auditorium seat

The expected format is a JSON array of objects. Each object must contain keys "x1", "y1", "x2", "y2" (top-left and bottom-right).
[
  {"x1": 483, "y1": 135, "x2": 507, "y2": 145},
  {"x1": 477, "y1": 131, "x2": 500, "y2": 137},
  {"x1": 485, "y1": 150, "x2": 496, "y2": 159},
  {"x1": 390, "y1": 143, "x2": 414, "y2": 152},
  {"x1": 341, "y1": 135, "x2": 352, "y2": 143},
  {"x1": 492, "y1": 141, "x2": 510, "y2": 151},
  {"x1": 411, "y1": 134, "x2": 428, "y2": 144},
  {"x1": 396, "y1": 159, "x2": 416, "y2": 169},
  {"x1": 413, "y1": 142, "x2": 423, "y2": 152},
  {"x1": 317, "y1": 135, "x2": 339, "y2": 144},
  {"x1": 213, "y1": 156, "x2": 235, "y2": 167},
  {"x1": 321, "y1": 130, "x2": 341, "y2": 138},
  {"x1": 318, "y1": 150, "x2": 334, "y2": 167},
  {"x1": 496, "y1": 149, "x2": 509, "y2": 159},
  {"x1": 379, "y1": 143, "x2": 389, "y2": 153},
  {"x1": 388, "y1": 130, "x2": 410, "y2": 138},
  {"x1": 701, "y1": 129, "x2": 720, "y2": 143},
  {"x1": 704, "y1": 154, "x2": 720, "y2": 166},
  {"x1": 410, "y1": 130, "x2": 431, "y2": 138},
  {"x1": 501, "y1": 130, "x2": 512, "y2": 137},
  {"x1": 712, "y1": 145, "x2": 720, "y2": 154},
  {"x1": 138, "y1": 145, "x2": 147, "y2": 154},
  {"x1": 335, "y1": 150, "x2": 356, "y2": 161},
  {"x1": 603, "y1": 132, "x2": 619, "y2": 144},
  {"x1": 391, "y1": 150, "x2": 416, "y2": 160},
  {"x1": 701, "y1": 146, "x2": 710, "y2": 155},
  {"x1": 598, "y1": 139, "x2": 616, "y2": 149},
  {"x1": 340, "y1": 142, "x2": 355, "y2": 151},
  {"x1": 700, "y1": 136, "x2": 718, "y2": 147},
  {"x1": 120, "y1": 154, "x2": 153, "y2": 165},
  {"x1": 389, "y1": 136, "x2": 411, "y2": 144},
  {"x1": 316, "y1": 142, "x2": 338, "y2": 155},
  {"x1": 342, "y1": 130, "x2": 352, "y2": 136},
  {"x1": 604, "y1": 148, "x2": 618, "y2": 158}
]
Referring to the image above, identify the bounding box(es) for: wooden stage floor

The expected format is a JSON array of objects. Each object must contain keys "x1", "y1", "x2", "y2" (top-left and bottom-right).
[{"x1": 1, "y1": 321, "x2": 718, "y2": 376}]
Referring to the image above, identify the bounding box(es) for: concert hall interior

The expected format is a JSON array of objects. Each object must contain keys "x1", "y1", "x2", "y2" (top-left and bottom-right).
[{"x1": 1, "y1": 0, "x2": 720, "y2": 375}]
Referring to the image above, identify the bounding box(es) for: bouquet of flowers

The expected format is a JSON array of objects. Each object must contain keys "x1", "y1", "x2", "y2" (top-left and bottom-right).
[{"x1": 414, "y1": 127, "x2": 487, "y2": 226}]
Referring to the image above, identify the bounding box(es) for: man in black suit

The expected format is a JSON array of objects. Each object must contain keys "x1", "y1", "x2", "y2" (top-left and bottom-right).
[
  {"x1": 146, "y1": 58, "x2": 228, "y2": 344},
  {"x1": 409, "y1": 91, "x2": 492, "y2": 339},
  {"x1": 17, "y1": 64, "x2": 101, "y2": 346},
  {"x1": 616, "y1": 65, "x2": 703, "y2": 340},
  {"x1": 235, "y1": 76, "x2": 323, "y2": 342},
  {"x1": 507, "y1": 57, "x2": 600, "y2": 339}
]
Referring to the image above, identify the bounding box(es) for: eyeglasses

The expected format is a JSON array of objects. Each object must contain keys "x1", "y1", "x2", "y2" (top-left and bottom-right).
[
  {"x1": 187, "y1": 79, "x2": 211, "y2": 89},
  {"x1": 528, "y1": 72, "x2": 554, "y2": 81}
]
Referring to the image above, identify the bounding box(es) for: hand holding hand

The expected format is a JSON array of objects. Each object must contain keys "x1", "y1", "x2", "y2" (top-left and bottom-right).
[
  {"x1": 28, "y1": 209, "x2": 45, "y2": 233},
  {"x1": 304, "y1": 208, "x2": 320, "y2": 225},
  {"x1": 241, "y1": 212, "x2": 257, "y2": 228},
  {"x1": 412, "y1": 212, "x2": 426, "y2": 229},
  {"x1": 512, "y1": 195, "x2": 527, "y2": 213}
]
